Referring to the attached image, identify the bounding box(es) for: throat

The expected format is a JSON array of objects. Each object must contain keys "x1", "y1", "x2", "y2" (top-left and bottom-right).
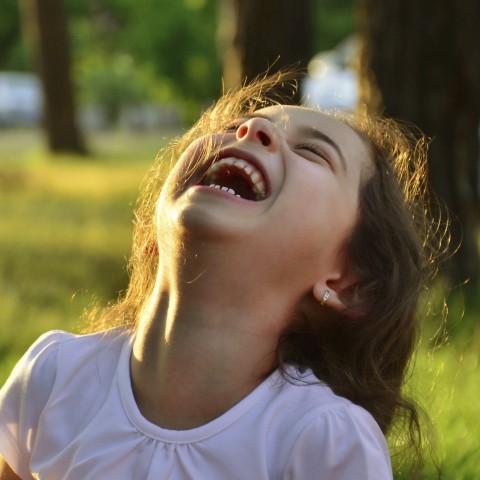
[{"x1": 131, "y1": 345, "x2": 270, "y2": 430}]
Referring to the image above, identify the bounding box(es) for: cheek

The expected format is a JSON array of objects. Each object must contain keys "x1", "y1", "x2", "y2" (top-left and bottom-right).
[
  {"x1": 159, "y1": 144, "x2": 206, "y2": 199},
  {"x1": 162, "y1": 134, "x2": 229, "y2": 194},
  {"x1": 277, "y1": 180, "x2": 358, "y2": 257},
  {"x1": 167, "y1": 147, "x2": 200, "y2": 186}
]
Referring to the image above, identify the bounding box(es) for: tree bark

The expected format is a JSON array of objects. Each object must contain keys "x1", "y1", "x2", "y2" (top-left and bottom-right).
[
  {"x1": 219, "y1": 0, "x2": 313, "y2": 103},
  {"x1": 19, "y1": 0, "x2": 85, "y2": 154},
  {"x1": 358, "y1": 0, "x2": 480, "y2": 285}
]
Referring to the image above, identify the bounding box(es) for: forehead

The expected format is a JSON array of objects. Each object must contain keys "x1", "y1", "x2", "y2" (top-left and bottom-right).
[
  {"x1": 255, "y1": 105, "x2": 364, "y2": 142},
  {"x1": 255, "y1": 105, "x2": 372, "y2": 169}
]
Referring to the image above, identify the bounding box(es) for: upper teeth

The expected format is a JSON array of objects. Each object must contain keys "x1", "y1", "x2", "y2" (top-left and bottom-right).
[{"x1": 203, "y1": 157, "x2": 267, "y2": 200}]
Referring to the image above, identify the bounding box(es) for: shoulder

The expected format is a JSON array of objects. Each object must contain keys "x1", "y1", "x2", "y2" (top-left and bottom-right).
[
  {"x1": 16, "y1": 329, "x2": 72, "y2": 369},
  {"x1": 0, "y1": 329, "x2": 131, "y2": 479},
  {"x1": 4, "y1": 328, "x2": 128, "y2": 370},
  {"x1": 284, "y1": 405, "x2": 393, "y2": 479},
  {"x1": 270, "y1": 367, "x2": 359, "y2": 418},
  {"x1": 34, "y1": 328, "x2": 130, "y2": 390},
  {"x1": 11, "y1": 328, "x2": 127, "y2": 379},
  {"x1": 0, "y1": 328, "x2": 130, "y2": 417},
  {"x1": 273, "y1": 368, "x2": 393, "y2": 479},
  {"x1": 0, "y1": 331, "x2": 70, "y2": 404}
]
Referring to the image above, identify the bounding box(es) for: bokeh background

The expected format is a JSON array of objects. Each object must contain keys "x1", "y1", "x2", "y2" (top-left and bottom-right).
[{"x1": 1, "y1": 0, "x2": 479, "y2": 477}]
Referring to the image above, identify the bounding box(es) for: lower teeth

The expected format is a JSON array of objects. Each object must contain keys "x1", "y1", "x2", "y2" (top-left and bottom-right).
[{"x1": 210, "y1": 184, "x2": 241, "y2": 198}]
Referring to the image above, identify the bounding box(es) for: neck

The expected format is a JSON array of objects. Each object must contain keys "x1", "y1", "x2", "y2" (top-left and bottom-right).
[{"x1": 131, "y1": 238, "x2": 297, "y2": 430}]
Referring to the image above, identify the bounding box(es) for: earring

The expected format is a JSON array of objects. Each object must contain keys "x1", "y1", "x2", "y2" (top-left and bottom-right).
[{"x1": 320, "y1": 289, "x2": 330, "y2": 306}]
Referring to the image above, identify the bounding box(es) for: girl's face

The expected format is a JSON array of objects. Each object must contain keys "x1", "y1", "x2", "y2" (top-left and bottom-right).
[{"x1": 158, "y1": 106, "x2": 372, "y2": 293}]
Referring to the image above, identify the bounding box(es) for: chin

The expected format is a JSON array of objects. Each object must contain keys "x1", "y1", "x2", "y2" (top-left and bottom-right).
[{"x1": 163, "y1": 202, "x2": 242, "y2": 243}]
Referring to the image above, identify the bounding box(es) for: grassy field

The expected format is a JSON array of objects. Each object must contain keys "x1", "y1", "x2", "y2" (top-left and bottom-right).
[
  {"x1": 0, "y1": 127, "x2": 175, "y2": 376},
  {"x1": 1, "y1": 128, "x2": 479, "y2": 478}
]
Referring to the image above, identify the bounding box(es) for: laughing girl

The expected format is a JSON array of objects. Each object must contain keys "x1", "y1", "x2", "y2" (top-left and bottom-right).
[{"x1": 0, "y1": 76, "x2": 442, "y2": 479}]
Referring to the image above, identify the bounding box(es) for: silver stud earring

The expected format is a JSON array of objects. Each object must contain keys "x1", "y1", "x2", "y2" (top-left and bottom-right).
[{"x1": 320, "y1": 289, "x2": 330, "y2": 306}]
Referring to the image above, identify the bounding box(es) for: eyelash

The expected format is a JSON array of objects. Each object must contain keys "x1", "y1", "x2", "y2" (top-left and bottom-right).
[
  {"x1": 223, "y1": 122, "x2": 242, "y2": 132},
  {"x1": 294, "y1": 143, "x2": 329, "y2": 163}
]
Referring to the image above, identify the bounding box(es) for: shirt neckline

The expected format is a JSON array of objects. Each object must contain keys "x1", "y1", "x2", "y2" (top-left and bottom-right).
[{"x1": 117, "y1": 334, "x2": 283, "y2": 444}]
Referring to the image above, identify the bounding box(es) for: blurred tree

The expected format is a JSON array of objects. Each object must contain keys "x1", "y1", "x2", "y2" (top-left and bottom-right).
[
  {"x1": 219, "y1": 0, "x2": 313, "y2": 102},
  {"x1": 0, "y1": 0, "x2": 28, "y2": 69},
  {"x1": 19, "y1": 0, "x2": 85, "y2": 154},
  {"x1": 358, "y1": 0, "x2": 480, "y2": 285}
]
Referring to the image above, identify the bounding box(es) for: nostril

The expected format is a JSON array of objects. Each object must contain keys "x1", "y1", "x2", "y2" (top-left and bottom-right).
[
  {"x1": 257, "y1": 131, "x2": 271, "y2": 147},
  {"x1": 237, "y1": 125, "x2": 248, "y2": 138},
  {"x1": 237, "y1": 122, "x2": 273, "y2": 147}
]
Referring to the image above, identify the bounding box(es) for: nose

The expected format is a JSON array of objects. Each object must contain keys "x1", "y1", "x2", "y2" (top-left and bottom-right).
[{"x1": 236, "y1": 117, "x2": 277, "y2": 149}]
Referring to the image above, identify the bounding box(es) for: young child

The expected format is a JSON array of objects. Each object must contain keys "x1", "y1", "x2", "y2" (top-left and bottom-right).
[{"x1": 0, "y1": 76, "x2": 441, "y2": 479}]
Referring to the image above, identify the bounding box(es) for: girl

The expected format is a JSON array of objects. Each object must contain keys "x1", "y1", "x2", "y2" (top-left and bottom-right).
[{"x1": 0, "y1": 75, "x2": 441, "y2": 479}]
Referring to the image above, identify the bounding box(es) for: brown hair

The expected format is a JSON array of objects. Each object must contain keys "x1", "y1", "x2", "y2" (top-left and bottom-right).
[
  {"x1": 86, "y1": 74, "x2": 446, "y2": 477},
  {"x1": 278, "y1": 111, "x2": 446, "y2": 477}
]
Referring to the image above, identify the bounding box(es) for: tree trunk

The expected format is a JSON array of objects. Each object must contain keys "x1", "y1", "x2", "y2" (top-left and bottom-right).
[
  {"x1": 219, "y1": 0, "x2": 313, "y2": 103},
  {"x1": 19, "y1": 0, "x2": 85, "y2": 154},
  {"x1": 358, "y1": 0, "x2": 480, "y2": 285}
]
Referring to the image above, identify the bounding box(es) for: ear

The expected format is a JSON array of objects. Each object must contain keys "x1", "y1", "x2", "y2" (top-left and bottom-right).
[{"x1": 312, "y1": 265, "x2": 360, "y2": 316}]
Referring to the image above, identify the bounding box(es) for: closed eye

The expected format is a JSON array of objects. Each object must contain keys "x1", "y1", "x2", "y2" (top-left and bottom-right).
[{"x1": 294, "y1": 143, "x2": 330, "y2": 164}]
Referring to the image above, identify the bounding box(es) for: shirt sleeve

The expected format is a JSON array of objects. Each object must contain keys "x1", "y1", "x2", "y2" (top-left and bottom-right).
[
  {"x1": 284, "y1": 404, "x2": 393, "y2": 480},
  {"x1": 0, "y1": 331, "x2": 68, "y2": 480}
]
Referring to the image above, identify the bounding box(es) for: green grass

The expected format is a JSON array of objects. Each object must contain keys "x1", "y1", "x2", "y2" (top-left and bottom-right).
[
  {"x1": 397, "y1": 329, "x2": 480, "y2": 478},
  {"x1": 431, "y1": 341, "x2": 480, "y2": 478},
  {"x1": 0, "y1": 127, "x2": 175, "y2": 378},
  {"x1": 0, "y1": 128, "x2": 479, "y2": 478}
]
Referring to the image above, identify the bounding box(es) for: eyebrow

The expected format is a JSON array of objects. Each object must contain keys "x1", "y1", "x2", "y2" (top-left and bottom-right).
[{"x1": 298, "y1": 126, "x2": 347, "y2": 171}]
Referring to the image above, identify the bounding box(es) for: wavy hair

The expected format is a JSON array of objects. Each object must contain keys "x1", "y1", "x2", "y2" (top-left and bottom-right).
[{"x1": 86, "y1": 73, "x2": 447, "y2": 477}]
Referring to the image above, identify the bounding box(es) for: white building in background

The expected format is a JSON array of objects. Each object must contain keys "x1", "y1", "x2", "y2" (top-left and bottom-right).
[
  {"x1": 301, "y1": 35, "x2": 359, "y2": 112},
  {"x1": 0, "y1": 72, "x2": 43, "y2": 127}
]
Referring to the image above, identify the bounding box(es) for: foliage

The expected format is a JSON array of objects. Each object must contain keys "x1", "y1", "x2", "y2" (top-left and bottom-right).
[
  {"x1": 0, "y1": 0, "x2": 29, "y2": 69},
  {"x1": 312, "y1": 0, "x2": 356, "y2": 52},
  {"x1": 0, "y1": 0, "x2": 356, "y2": 121},
  {"x1": 76, "y1": 52, "x2": 168, "y2": 123},
  {"x1": 69, "y1": 0, "x2": 222, "y2": 122}
]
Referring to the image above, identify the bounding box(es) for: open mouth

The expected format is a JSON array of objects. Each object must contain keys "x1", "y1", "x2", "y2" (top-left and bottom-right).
[{"x1": 201, "y1": 157, "x2": 268, "y2": 201}]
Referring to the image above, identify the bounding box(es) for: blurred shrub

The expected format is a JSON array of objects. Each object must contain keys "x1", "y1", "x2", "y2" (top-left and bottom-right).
[
  {"x1": 77, "y1": 53, "x2": 170, "y2": 125},
  {"x1": 70, "y1": 0, "x2": 221, "y2": 124}
]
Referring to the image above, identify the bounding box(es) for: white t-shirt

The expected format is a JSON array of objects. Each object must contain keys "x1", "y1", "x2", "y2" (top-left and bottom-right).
[{"x1": 0, "y1": 329, "x2": 393, "y2": 480}]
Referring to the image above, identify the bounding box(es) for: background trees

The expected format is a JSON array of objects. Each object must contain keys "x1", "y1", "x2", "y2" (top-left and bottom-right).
[
  {"x1": 358, "y1": 0, "x2": 480, "y2": 285},
  {"x1": 0, "y1": 0, "x2": 478, "y2": 284},
  {"x1": 220, "y1": 0, "x2": 313, "y2": 102},
  {"x1": 0, "y1": 0, "x2": 354, "y2": 123},
  {"x1": 19, "y1": 0, "x2": 85, "y2": 153}
]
